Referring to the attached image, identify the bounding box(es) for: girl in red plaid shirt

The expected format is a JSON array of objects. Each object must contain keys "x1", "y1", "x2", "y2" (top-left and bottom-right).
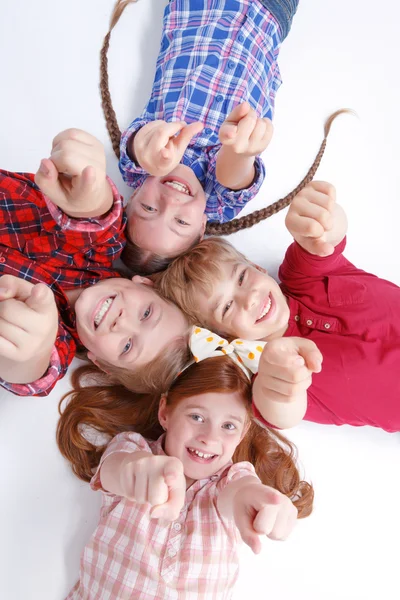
[
  {"x1": 0, "y1": 129, "x2": 191, "y2": 397},
  {"x1": 58, "y1": 356, "x2": 313, "y2": 600}
]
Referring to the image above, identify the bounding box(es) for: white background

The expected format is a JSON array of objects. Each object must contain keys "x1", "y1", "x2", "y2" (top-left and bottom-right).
[{"x1": 1, "y1": 1, "x2": 399, "y2": 599}]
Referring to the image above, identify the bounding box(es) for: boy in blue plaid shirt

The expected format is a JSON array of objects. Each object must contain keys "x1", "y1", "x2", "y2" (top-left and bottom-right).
[{"x1": 102, "y1": 0, "x2": 299, "y2": 274}]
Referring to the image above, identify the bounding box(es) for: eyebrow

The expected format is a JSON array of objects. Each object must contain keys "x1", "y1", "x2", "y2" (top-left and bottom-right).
[
  {"x1": 212, "y1": 263, "x2": 239, "y2": 314},
  {"x1": 184, "y1": 405, "x2": 244, "y2": 425},
  {"x1": 168, "y1": 225, "x2": 193, "y2": 239},
  {"x1": 226, "y1": 414, "x2": 244, "y2": 425}
]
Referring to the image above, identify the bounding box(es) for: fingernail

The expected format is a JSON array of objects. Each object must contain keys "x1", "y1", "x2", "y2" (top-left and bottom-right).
[{"x1": 39, "y1": 160, "x2": 50, "y2": 176}]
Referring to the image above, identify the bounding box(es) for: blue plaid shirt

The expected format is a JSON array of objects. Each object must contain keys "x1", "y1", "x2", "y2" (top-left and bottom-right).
[{"x1": 120, "y1": 0, "x2": 282, "y2": 223}]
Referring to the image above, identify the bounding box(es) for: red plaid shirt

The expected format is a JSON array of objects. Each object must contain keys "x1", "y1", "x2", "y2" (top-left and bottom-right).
[{"x1": 0, "y1": 169, "x2": 126, "y2": 396}]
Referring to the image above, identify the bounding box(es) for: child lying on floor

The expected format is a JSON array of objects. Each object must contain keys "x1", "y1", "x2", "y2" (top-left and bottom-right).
[{"x1": 156, "y1": 180, "x2": 400, "y2": 432}]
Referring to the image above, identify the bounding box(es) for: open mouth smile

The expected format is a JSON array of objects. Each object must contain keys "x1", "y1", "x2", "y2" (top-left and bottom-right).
[
  {"x1": 255, "y1": 294, "x2": 273, "y2": 323},
  {"x1": 163, "y1": 177, "x2": 192, "y2": 196},
  {"x1": 94, "y1": 296, "x2": 115, "y2": 329},
  {"x1": 186, "y1": 447, "x2": 218, "y2": 463}
]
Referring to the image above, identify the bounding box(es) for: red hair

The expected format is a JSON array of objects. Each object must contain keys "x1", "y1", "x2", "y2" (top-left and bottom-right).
[{"x1": 57, "y1": 357, "x2": 313, "y2": 518}]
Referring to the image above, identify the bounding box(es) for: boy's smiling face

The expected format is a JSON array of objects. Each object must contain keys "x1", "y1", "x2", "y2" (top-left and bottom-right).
[
  {"x1": 74, "y1": 276, "x2": 188, "y2": 369},
  {"x1": 195, "y1": 260, "x2": 290, "y2": 341},
  {"x1": 126, "y1": 164, "x2": 207, "y2": 258}
]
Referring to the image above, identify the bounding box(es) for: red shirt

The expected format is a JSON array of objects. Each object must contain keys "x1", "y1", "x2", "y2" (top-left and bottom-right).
[
  {"x1": 0, "y1": 170, "x2": 126, "y2": 396},
  {"x1": 255, "y1": 239, "x2": 400, "y2": 433}
]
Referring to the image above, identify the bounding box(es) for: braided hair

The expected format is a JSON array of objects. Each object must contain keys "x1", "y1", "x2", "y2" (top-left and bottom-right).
[{"x1": 100, "y1": 0, "x2": 352, "y2": 238}]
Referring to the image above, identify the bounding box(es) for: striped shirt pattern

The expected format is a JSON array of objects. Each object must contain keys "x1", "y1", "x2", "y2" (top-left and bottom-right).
[{"x1": 67, "y1": 432, "x2": 258, "y2": 599}]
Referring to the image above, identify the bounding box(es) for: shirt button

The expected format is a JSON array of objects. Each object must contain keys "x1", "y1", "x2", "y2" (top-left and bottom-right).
[
  {"x1": 294, "y1": 315, "x2": 300, "y2": 322},
  {"x1": 228, "y1": 60, "x2": 235, "y2": 69},
  {"x1": 168, "y1": 548, "x2": 177, "y2": 558},
  {"x1": 306, "y1": 319, "x2": 313, "y2": 326},
  {"x1": 173, "y1": 522, "x2": 181, "y2": 531},
  {"x1": 204, "y1": 127, "x2": 212, "y2": 135},
  {"x1": 215, "y1": 94, "x2": 223, "y2": 103},
  {"x1": 248, "y1": 10, "x2": 255, "y2": 19},
  {"x1": 238, "y1": 34, "x2": 245, "y2": 43},
  {"x1": 324, "y1": 323, "x2": 331, "y2": 329}
]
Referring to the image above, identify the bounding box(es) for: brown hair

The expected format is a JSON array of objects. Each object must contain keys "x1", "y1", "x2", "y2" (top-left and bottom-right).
[{"x1": 57, "y1": 356, "x2": 313, "y2": 518}]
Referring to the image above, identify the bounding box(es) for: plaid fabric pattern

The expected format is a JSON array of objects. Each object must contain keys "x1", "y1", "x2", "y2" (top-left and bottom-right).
[
  {"x1": 0, "y1": 169, "x2": 125, "y2": 396},
  {"x1": 67, "y1": 432, "x2": 257, "y2": 600},
  {"x1": 120, "y1": 0, "x2": 282, "y2": 223}
]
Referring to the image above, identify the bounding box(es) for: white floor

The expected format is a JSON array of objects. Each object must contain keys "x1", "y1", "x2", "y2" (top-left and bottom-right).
[{"x1": 1, "y1": 1, "x2": 399, "y2": 599}]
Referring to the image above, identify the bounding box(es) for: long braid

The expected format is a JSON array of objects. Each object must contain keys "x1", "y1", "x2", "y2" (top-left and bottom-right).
[
  {"x1": 100, "y1": 0, "x2": 138, "y2": 159},
  {"x1": 100, "y1": 5, "x2": 352, "y2": 235},
  {"x1": 206, "y1": 108, "x2": 354, "y2": 236}
]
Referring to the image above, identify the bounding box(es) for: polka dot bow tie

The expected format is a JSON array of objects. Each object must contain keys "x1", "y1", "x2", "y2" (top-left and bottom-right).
[{"x1": 189, "y1": 326, "x2": 266, "y2": 378}]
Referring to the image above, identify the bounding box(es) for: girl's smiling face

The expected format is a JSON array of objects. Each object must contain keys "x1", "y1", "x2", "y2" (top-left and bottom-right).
[
  {"x1": 126, "y1": 164, "x2": 207, "y2": 258},
  {"x1": 158, "y1": 391, "x2": 248, "y2": 485},
  {"x1": 74, "y1": 276, "x2": 188, "y2": 369}
]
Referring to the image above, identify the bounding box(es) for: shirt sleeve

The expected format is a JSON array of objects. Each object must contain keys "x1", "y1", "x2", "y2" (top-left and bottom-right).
[
  {"x1": 204, "y1": 146, "x2": 266, "y2": 223},
  {"x1": 119, "y1": 117, "x2": 151, "y2": 189},
  {"x1": 43, "y1": 176, "x2": 124, "y2": 234},
  {"x1": 90, "y1": 432, "x2": 152, "y2": 494},
  {"x1": 279, "y1": 238, "x2": 349, "y2": 284},
  {"x1": 0, "y1": 170, "x2": 126, "y2": 268},
  {"x1": 0, "y1": 320, "x2": 76, "y2": 397}
]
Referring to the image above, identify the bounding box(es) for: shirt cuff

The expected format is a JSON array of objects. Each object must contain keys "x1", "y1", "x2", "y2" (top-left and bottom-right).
[
  {"x1": 0, "y1": 345, "x2": 61, "y2": 397},
  {"x1": 206, "y1": 149, "x2": 266, "y2": 223},
  {"x1": 43, "y1": 176, "x2": 124, "y2": 232},
  {"x1": 119, "y1": 118, "x2": 150, "y2": 178},
  {"x1": 90, "y1": 431, "x2": 151, "y2": 493}
]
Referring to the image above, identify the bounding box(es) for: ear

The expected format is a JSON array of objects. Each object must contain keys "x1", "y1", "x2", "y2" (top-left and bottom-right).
[
  {"x1": 158, "y1": 395, "x2": 169, "y2": 430},
  {"x1": 87, "y1": 352, "x2": 110, "y2": 374},
  {"x1": 199, "y1": 213, "x2": 207, "y2": 240},
  {"x1": 131, "y1": 275, "x2": 154, "y2": 287}
]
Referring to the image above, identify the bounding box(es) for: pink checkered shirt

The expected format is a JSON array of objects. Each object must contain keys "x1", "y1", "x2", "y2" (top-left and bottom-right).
[{"x1": 66, "y1": 432, "x2": 258, "y2": 600}]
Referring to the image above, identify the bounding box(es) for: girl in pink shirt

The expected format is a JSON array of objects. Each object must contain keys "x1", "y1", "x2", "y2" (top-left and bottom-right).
[{"x1": 58, "y1": 356, "x2": 313, "y2": 599}]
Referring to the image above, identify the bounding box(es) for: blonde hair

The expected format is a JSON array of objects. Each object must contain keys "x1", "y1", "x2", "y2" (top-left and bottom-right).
[
  {"x1": 96, "y1": 333, "x2": 192, "y2": 394},
  {"x1": 153, "y1": 237, "x2": 246, "y2": 330}
]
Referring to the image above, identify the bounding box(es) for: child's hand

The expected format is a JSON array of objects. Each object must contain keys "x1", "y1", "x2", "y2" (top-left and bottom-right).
[
  {"x1": 132, "y1": 120, "x2": 204, "y2": 177},
  {"x1": 219, "y1": 102, "x2": 273, "y2": 157},
  {"x1": 285, "y1": 181, "x2": 347, "y2": 256},
  {"x1": 120, "y1": 454, "x2": 186, "y2": 521},
  {"x1": 34, "y1": 129, "x2": 113, "y2": 219},
  {"x1": 0, "y1": 275, "x2": 58, "y2": 377},
  {"x1": 233, "y1": 481, "x2": 297, "y2": 554},
  {"x1": 257, "y1": 336, "x2": 322, "y2": 404}
]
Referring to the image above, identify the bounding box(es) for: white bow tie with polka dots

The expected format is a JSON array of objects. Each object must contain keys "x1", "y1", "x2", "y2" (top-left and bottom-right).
[{"x1": 189, "y1": 326, "x2": 266, "y2": 378}]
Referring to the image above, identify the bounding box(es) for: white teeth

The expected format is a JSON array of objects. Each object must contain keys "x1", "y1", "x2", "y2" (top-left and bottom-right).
[
  {"x1": 257, "y1": 297, "x2": 272, "y2": 321},
  {"x1": 94, "y1": 297, "x2": 114, "y2": 327},
  {"x1": 164, "y1": 180, "x2": 190, "y2": 194},
  {"x1": 189, "y1": 448, "x2": 215, "y2": 459}
]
